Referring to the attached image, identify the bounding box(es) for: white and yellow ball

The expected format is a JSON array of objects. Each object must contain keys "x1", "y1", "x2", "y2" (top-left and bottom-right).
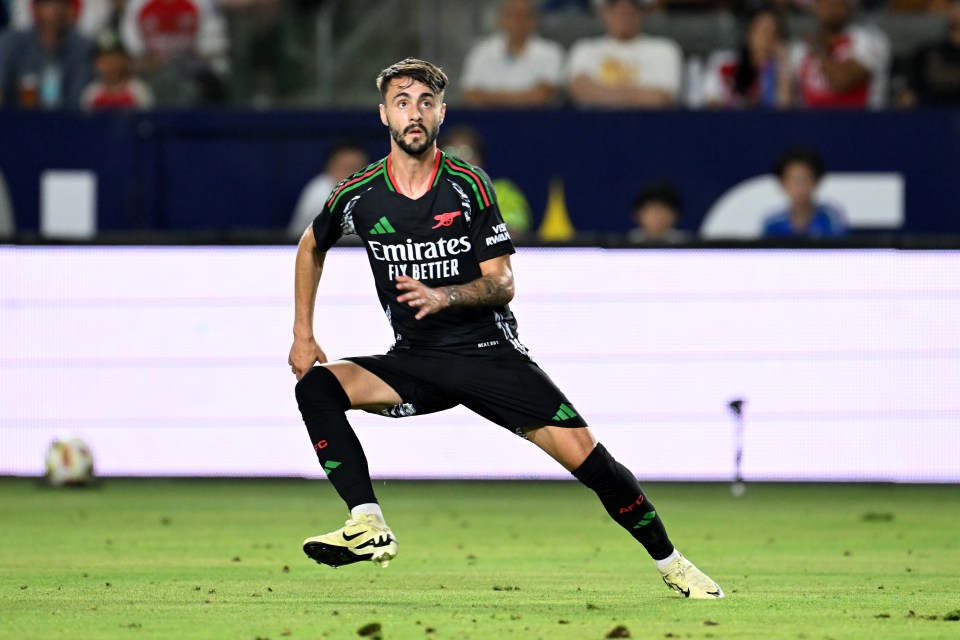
[{"x1": 45, "y1": 438, "x2": 95, "y2": 486}]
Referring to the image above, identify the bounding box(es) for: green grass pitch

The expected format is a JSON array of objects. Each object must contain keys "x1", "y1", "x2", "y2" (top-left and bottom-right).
[{"x1": 2, "y1": 478, "x2": 958, "y2": 639}]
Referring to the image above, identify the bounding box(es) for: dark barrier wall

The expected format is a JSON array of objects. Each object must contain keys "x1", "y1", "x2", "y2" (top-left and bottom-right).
[{"x1": 1, "y1": 109, "x2": 959, "y2": 235}]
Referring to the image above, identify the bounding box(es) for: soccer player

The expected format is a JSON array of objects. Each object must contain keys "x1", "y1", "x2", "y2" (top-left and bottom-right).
[{"x1": 288, "y1": 58, "x2": 724, "y2": 599}]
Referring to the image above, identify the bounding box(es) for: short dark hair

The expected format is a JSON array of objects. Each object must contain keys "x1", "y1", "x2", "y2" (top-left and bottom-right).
[
  {"x1": 773, "y1": 146, "x2": 826, "y2": 181},
  {"x1": 633, "y1": 181, "x2": 681, "y2": 216},
  {"x1": 376, "y1": 58, "x2": 449, "y2": 99}
]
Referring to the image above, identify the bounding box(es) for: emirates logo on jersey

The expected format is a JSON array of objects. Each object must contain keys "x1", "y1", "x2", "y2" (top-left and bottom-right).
[{"x1": 431, "y1": 211, "x2": 462, "y2": 229}]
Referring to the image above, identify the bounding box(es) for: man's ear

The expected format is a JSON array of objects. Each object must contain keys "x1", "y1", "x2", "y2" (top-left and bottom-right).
[
  {"x1": 439, "y1": 102, "x2": 447, "y2": 124},
  {"x1": 379, "y1": 104, "x2": 388, "y2": 127}
]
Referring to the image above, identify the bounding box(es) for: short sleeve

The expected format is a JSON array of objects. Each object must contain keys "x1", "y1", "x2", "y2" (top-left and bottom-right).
[
  {"x1": 645, "y1": 39, "x2": 683, "y2": 97},
  {"x1": 311, "y1": 192, "x2": 346, "y2": 252},
  {"x1": 460, "y1": 41, "x2": 487, "y2": 90},
  {"x1": 565, "y1": 40, "x2": 594, "y2": 82},
  {"x1": 850, "y1": 26, "x2": 889, "y2": 78},
  {"x1": 467, "y1": 169, "x2": 515, "y2": 263},
  {"x1": 539, "y1": 40, "x2": 565, "y2": 86},
  {"x1": 701, "y1": 50, "x2": 734, "y2": 106}
]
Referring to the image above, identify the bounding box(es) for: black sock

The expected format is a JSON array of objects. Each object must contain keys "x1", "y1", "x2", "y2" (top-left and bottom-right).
[
  {"x1": 572, "y1": 443, "x2": 675, "y2": 560},
  {"x1": 294, "y1": 367, "x2": 377, "y2": 509}
]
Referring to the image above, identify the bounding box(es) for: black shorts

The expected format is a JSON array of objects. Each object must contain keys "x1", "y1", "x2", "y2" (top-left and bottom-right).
[{"x1": 344, "y1": 346, "x2": 588, "y2": 435}]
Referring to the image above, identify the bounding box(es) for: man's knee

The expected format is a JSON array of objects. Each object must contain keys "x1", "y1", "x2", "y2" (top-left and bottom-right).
[{"x1": 295, "y1": 366, "x2": 351, "y2": 412}]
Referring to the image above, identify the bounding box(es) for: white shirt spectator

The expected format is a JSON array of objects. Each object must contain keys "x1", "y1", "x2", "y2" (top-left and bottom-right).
[
  {"x1": 566, "y1": 35, "x2": 683, "y2": 100},
  {"x1": 462, "y1": 33, "x2": 564, "y2": 93},
  {"x1": 288, "y1": 174, "x2": 336, "y2": 238}
]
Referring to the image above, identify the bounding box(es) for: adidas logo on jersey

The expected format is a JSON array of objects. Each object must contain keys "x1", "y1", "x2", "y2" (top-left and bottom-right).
[{"x1": 369, "y1": 216, "x2": 396, "y2": 235}]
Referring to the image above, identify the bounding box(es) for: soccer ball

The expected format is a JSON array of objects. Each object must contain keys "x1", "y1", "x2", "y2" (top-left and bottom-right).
[{"x1": 45, "y1": 438, "x2": 95, "y2": 486}]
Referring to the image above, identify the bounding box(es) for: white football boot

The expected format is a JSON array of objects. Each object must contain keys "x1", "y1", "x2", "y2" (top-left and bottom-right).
[
  {"x1": 303, "y1": 514, "x2": 398, "y2": 568},
  {"x1": 659, "y1": 555, "x2": 724, "y2": 599}
]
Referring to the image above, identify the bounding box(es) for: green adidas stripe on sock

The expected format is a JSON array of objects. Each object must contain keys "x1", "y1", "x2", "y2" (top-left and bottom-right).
[{"x1": 322, "y1": 461, "x2": 341, "y2": 475}]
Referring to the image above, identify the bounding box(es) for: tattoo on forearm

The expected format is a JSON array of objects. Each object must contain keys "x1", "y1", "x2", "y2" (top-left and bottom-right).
[{"x1": 442, "y1": 275, "x2": 512, "y2": 308}]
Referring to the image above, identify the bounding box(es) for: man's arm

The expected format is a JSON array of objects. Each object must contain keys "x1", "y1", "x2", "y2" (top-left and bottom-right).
[
  {"x1": 818, "y1": 54, "x2": 870, "y2": 94},
  {"x1": 395, "y1": 254, "x2": 515, "y2": 320},
  {"x1": 462, "y1": 83, "x2": 559, "y2": 108},
  {"x1": 569, "y1": 74, "x2": 674, "y2": 108},
  {"x1": 288, "y1": 226, "x2": 329, "y2": 379},
  {"x1": 812, "y1": 34, "x2": 871, "y2": 94}
]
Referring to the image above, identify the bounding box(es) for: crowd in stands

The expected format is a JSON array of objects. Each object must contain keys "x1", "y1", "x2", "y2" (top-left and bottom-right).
[
  {"x1": 1, "y1": 0, "x2": 957, "y2": 242},
  {"x1": 0, "y1": 0, "x2": 958, "y2": 110},
  {"x1": 0, "y1": 0, "x2": 230, "y2": 109}
]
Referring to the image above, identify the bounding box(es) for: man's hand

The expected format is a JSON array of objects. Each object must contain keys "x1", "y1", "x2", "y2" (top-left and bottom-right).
[
  {"x1": 396, "y1": 275, "x2": 450, "y2": 320},
  {"x1": 288, "y1": 336, "x2": 328, "y2": 380}
]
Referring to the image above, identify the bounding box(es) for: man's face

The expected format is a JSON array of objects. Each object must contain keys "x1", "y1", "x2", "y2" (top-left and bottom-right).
[
  {"x1": 34, "y1": 0, "x2": 73, "y2": 31},
  {"x1": 636, "y1": 202, "x2": 677, "y2": 238},
  {"x1": 327, "y1": 148, "x2": 369, "y2": 183},
  {"x1": 601, "y1": 0, "x2": 642, "y2": 41},
  {"x1": 747, "y1": 12, "x2": 780, "y2": 57},
  {"x1": 813, "y1": 0, "x2": 852, "y2": 33},
  {"x1": 947, "y1": 0, "x2": 960, "y2": 29},
  {"x1": 500, "y1": 0, "x2": 538, "y2": 43},
  {"x1": 379, "y1": 78, "x2": 445, "y2": 157},
  {"x1": 779, "y1": 162, "x2": 818, "y2": 206},
  {"x1": 95, "y1": 51, "x2": 129, "y2": 84}
]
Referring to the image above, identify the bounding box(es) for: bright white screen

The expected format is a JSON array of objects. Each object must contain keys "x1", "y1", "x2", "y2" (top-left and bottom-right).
[{"x1": 1, "y1": 247, "x2": 958, "y2": 481}]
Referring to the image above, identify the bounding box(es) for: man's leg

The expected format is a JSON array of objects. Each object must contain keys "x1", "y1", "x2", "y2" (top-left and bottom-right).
[
  {"x1": 523, "y1": 425, "x2": 674, "y2": 558},
  {"x1": 294, "y1": 361, "x2": 402, "y2": 567},
  {"x1": 524, "y1": 425, "x2": 724, "y2": 599}
]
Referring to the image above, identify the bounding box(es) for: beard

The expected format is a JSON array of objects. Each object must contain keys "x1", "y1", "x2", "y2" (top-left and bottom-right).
[{"x1": 389, "y1": 119, "x2": 439, "y2": 156}]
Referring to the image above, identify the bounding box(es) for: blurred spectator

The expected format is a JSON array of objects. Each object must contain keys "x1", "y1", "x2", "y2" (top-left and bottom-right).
[
  {"x1": 627, "y1": 181, "x2": 691, "y2": 243},
  {"x1": 899, "y1": 0, "x2": 960, "y2": 106},
  {"x1": 1, "y1": 0, "x2": 10, "y2": 31},
  {"x1": 567, "y1": 0, "x2": 683, "y2": 108},
  {"x1": 440, "y1": 124, "x2": 533, "y2": 237},
  {"x1": 10, "y1": 0, "x2": 118, "y2": 38},
  {"x1": 790, "y1": 0, "x2": 890, "y2": 108},
  {"x1": 80, "y1": 30, "x2": 152, "y2": 109},
  {"x1": 288, "y1": 140, "x2": 370, "y2": 238},
  {"x1": 762, "y1": 146, "x2": 847, "y2": 238},
  {"x1": 0, "y1": 169, "x2": 14, "y2": 239},
  {"x1": 889, "y1": 0, "x2": 950, "y2": 10},
  {"x1": 655, "y1": 0, "x2": 735, "y2": 10},
  {"x1": 0, "y1": 0, "x2": 94, "y2": 109},
  {"x1": 120, "y1": 0, "x2": 228, "y2": 106},
  {"x1": 702, "y1": 6, "x2": 792, "y2": 108},
  {"x1": 541, "y1": 0, "x2": 592, "y2": 11},
  {"x1": 461, "y1": 0, "x2": 564, "y2": 108}
]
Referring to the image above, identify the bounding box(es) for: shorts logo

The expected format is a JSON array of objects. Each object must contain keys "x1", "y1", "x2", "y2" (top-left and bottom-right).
[
  {"x1": 552, "y1": 403, "x2": 578, "y2": 421},
  {"x1": 432, "y1": 211, "x2": 462, "y2": 228},
  {"x1": 314, "y1": 440, "x2": 328, "y2": 451}
]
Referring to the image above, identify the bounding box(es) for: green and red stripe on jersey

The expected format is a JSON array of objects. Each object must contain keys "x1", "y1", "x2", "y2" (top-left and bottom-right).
[
  {"x1": 326, "y1": 160, "x2": 388, "y2": 210},
  {"x1": 440, "y1": 154, "x2": 492, "y2": 209}
]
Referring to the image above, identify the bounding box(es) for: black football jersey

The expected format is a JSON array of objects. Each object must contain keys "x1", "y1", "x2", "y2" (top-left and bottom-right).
[{"x1": 312, "y1": 150, "x2": 525, "y2": 353}]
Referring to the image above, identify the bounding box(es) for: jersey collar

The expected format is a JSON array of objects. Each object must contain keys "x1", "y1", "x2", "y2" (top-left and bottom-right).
[{"x1": 385, "y1": 148, "x2": 443, "y2": 196}]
